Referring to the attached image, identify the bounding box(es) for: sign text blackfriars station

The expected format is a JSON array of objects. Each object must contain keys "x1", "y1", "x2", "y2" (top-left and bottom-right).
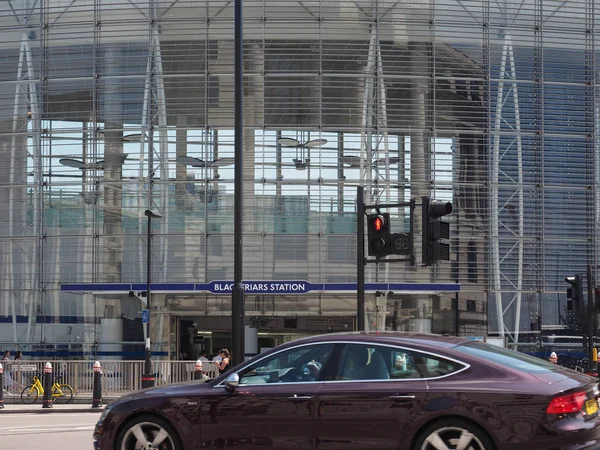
[{"x1": 209, "y1": 281, "x2": 309, "y2": 294}]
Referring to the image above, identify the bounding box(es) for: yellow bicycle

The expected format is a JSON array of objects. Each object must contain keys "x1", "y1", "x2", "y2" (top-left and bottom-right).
[{"x1": 21, "y1": 374, "x2": 74, "y2": 404}]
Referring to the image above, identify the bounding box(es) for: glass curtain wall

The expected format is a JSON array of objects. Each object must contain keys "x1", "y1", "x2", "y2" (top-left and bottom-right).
[{"x1": 0, "y1": 0, "x2": 594, "y2": 358}]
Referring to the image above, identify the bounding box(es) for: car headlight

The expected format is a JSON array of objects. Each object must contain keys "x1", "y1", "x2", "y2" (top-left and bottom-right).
[
  {"x1": 94, "y1": 405, "x2": 114, "y2": 440},
  {"x1": 97, "y1": 404, "x2": 114, "y2": 424}
]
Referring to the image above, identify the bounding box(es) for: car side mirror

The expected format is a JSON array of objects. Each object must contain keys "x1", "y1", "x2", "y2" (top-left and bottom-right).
[{"x1": 224, "y1": 373, "x2": 239, "y2": 392}]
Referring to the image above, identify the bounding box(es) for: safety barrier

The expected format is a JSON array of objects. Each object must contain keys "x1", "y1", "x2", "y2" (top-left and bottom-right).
[{"x1": 0, "y1": 360, "x2": 220, "y2": 399}]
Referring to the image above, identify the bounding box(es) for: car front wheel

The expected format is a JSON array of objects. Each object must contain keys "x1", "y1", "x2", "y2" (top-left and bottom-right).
[
  {"x1": 116, "y1": 415, "x2": 181, "y2": 450},
  {"x1": 413, "y1": 418, "x2": 494, "y2": 450}
]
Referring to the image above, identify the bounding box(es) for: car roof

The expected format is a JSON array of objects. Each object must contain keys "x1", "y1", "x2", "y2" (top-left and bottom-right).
[{"x1": 283, "y1": 331, "x2": 471, "y2": 349}]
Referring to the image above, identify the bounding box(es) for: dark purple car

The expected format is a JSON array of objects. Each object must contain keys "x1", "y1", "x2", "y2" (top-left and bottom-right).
[{"x1": 93, "y1": 332, "x2": 600, "y2": 450}]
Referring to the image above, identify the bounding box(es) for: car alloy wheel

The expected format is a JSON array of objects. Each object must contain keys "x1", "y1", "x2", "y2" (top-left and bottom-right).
[
  {"x1": 420, "y1": 426, "x2": 485, "y2": 450},
  {"x1": 118, "y1": 417, "x2": 179, "y2": 450},
  {"x1": 415, "y1": 419, "x2": 492, "y2": 450}
]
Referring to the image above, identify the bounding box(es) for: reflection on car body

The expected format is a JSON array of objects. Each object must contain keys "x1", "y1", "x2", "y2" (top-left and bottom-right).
[{"x1": 93, "y1": 331, "x2": 600, "y2": 450}]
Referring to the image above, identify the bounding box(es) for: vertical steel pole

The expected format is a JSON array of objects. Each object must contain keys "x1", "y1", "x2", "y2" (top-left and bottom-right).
[
  {"x1": 357, "y1": 186, "x2": 365, "y2": 331},
  {"x1": 143, "y1": 214, "x2": 154, "y2": 388},
  {"x1": 231, "y1": 0, "x2": 245, "y2": 367},
  {"x1": 588, "y1": 264, "x2": 595, "y2": 370}
]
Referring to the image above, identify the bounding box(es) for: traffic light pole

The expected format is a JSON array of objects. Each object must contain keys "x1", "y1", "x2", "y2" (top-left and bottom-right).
[
  {"x1": 357, "y1": 186, "x2": 365, "y2": 331},
  {"x1": 231, "y1": 0, "x2": 245, "y2": 368}
]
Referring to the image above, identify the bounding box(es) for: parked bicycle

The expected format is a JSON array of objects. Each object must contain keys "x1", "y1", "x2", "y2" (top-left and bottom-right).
[{"x1": 20, "y1": 374, "x2": 74, "y2": 404}]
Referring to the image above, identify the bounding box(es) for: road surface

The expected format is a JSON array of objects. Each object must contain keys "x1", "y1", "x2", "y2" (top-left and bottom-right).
[{"x1": 0, "y1": 412, "x2": 101, "y2": 450}]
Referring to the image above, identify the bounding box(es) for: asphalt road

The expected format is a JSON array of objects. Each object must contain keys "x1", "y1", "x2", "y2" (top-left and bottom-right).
[{"x1": 0, "y1": 412, "x2": 102, "y2": 450}]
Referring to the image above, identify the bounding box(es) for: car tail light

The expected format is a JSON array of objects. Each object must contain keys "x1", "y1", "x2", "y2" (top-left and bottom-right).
[{"x1": 546, "y1": 391, "x2": 587, "y2": 415}]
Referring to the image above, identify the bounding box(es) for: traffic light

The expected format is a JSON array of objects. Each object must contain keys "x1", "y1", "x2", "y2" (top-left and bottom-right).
[
  {"x1": 565, "y1": 274, "x2": 583, "y2": 312},
  {"x1": 422, "y1": 196, "x2": 453, "y2": 266},
  {"x1": 367, "y1": 213, "x2": 391, "y2": 257}
]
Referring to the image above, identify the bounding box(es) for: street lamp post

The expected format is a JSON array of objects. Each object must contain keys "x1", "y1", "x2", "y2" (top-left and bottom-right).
[{"x1": 142, "y1": 208, "x2": 162, "y2": 389}]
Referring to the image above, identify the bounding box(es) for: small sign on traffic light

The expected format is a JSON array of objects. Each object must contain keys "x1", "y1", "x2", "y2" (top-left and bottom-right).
[{"x1": 390, "y1": 232, "x2": 411, "y2": 255}]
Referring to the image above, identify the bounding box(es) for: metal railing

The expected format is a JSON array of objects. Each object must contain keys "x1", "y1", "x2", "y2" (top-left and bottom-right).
[{"x1": 1, "y1": 360, "x2": 220, "y2": 399}]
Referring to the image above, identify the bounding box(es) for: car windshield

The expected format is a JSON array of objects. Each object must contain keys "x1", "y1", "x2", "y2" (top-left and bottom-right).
[{"x1": 454, "y1": 341, "x2": 561, "y2": 374}]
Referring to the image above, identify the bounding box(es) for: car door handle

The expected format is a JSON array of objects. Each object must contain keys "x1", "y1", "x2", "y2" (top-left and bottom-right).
[
  {"x1": 288, "y1": 395, "x2": 312, "y2": 401},
  {"x1": 389, "y1": 395, "x2": 416, "y2": 400}
]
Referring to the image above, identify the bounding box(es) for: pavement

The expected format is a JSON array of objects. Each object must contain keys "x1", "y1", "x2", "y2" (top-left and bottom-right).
[
  {"x1": 0, "y1": 402, "x2": 108, "y2": 413},
  {"x1": 0, "y1": 393, "x2": 116, "y2": 413}
]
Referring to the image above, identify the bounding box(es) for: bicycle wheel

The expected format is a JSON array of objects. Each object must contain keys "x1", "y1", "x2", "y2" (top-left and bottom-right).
[
  {"x1": 21, "y1": 385, "x2": 39, "y2": 404},
  {"x1": 52, "y1": 384, "x2": 74, "y2": 404}
]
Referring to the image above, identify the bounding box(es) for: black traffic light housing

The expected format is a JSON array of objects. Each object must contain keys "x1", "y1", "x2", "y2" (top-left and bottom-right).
[
  {"x1": 367, "y1": 213, "x2": 391, "y2": 257},
  {"x1": 422, "y1": 196, "x2": 453, "y2": 266},
  {"x1": 565, "y1": 274, "x2": 584, "y2": 312}
]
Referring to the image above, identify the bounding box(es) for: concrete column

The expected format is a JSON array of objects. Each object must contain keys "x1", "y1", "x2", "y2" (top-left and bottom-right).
[
  {"x1": 175, "y1": 115, "x2": 188, "y2": 211},
  {"x1": 410, "y1": 42, "x2": 430, "y2": 268},
  {"x1": 82, "y1": 293, "x2": 96, "y2": 348},
  {"x1": 99, "y1": 318, "x2": 123, "y2": 360},
  {"x1": 152, "y1": 294, "x2": 169, "y2": 360},
  {"x1": 242, "y1": 43, "x2": 263, "y2": 231},
  {"x1": 365, "y1": 293, "x2": 388, "y2": 331},
  {"x1": 102, "y1": 47, "x2": 124, "y2": 282},
  {"x1": 244, "y1": 325, "x2": 258, "y2": 360}
]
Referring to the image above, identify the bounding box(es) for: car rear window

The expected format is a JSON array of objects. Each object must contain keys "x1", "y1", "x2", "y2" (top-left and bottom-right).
[{"x1": 454, "y1": 341, "x2": 561, "y2": 374}]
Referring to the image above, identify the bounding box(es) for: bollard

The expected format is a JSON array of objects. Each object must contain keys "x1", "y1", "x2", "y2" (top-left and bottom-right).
[
  {"x1": 0, "y1": 363, "x2": 4, "y2": 409},
  {"x1": 92, "y1": 361, "x2": 102, "y2": 408},
  {"x1": 194, "y1": 359, "x2": 204, "y2": 380},
  {"x1": 42, "y1": 362, "x2": 53, "y2": 409}
]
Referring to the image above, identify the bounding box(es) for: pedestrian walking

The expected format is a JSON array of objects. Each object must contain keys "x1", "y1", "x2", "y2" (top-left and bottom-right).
[
  {"x1": 1, "y1": 350, "x2": 13, "y2": 391},
  {"x1": 13, "y1": 350, "x2": 22, "y2": 389}
]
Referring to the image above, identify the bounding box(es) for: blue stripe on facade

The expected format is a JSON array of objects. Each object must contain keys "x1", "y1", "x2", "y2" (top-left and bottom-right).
[
  {"x1": 131, "y1": 283, "x2": 195, "y2": 291},
  {"x1": 62, "y1": 282, "x2": 461, "y2": 293},
  {"x1": 0, "y1": 315, "x2": 100, "y2": 324},
  {"x1": 61, "y1": 283, "x2": 133, "y2": 291},
  {"x1": 388, "y1": 283, "x2": 461, "y2": 292}
]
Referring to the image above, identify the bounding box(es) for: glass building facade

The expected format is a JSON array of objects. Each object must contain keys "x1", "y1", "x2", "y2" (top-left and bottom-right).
[{"x1": 0, "y1": 0, "x2": 595, "y2": 359}]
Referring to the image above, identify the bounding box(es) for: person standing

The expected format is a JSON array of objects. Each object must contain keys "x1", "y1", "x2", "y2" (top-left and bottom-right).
[
  {"x1": 2, "y1": 350, "x2": 12, "y2": 391},
  {"x1": 217, "y1": 349, "x2": 231, "y2": 375},
  {"x1": 198, "y1": 350, "x2": 209, "y2": 363},
  {"x1": 549, "y1": 352, "x2": 558, "y2": 364},
  {"x1": 13, "y1": 350, "x2": 22, "y2": 389}
]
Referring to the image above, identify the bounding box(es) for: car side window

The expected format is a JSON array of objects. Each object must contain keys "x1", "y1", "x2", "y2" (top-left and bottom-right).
[
  {"x1": 237, "y1": 343, "x2": 334, "y2": 385},
  {"x1": 420, "y1": 354, "x2": 464, "y2": 378},
  {"x1": 334, "y1": 344, "x2": 392, "y2": 381},
  {"x1": 333, "y1": 343, "x2": 464, "y2": 381}
]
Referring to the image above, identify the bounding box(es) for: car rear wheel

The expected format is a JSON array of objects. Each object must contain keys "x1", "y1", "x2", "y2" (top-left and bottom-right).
[
  {"x1": 414, "y1": 418, "x2": 494, "y2": 450},
  {"x1": 116, "y1": 415, "x2": 181, "y2": 450}
]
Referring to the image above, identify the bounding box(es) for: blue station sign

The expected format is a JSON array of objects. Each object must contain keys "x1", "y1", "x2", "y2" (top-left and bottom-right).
[{"x1": 61, "y1": 281, "x2": 460, "y2": 294}]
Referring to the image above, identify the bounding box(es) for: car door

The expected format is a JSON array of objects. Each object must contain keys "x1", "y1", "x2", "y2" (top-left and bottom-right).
[
  {"x1": 314, "y1": 343, "x2": 429, "y2": 450},
  {"x1": 200, "y1": 342, "x2": 336, "y2": 450}
]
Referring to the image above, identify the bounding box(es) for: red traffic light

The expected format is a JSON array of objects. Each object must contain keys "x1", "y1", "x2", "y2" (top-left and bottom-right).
[{"x1": 370, "y1": 215, "x2": 386, "y2": 232}]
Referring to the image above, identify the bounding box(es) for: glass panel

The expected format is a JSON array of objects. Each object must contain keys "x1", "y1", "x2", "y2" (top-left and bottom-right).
[
  {"x1": 454, "y1": 341, "x2": 560, "y2": 373},
  {"x1": 335, "y1": 343, "x2": 464, "y2": 381},
  {"x1": 238, "y1": 343, "x2": 334, "y2": 385}
]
